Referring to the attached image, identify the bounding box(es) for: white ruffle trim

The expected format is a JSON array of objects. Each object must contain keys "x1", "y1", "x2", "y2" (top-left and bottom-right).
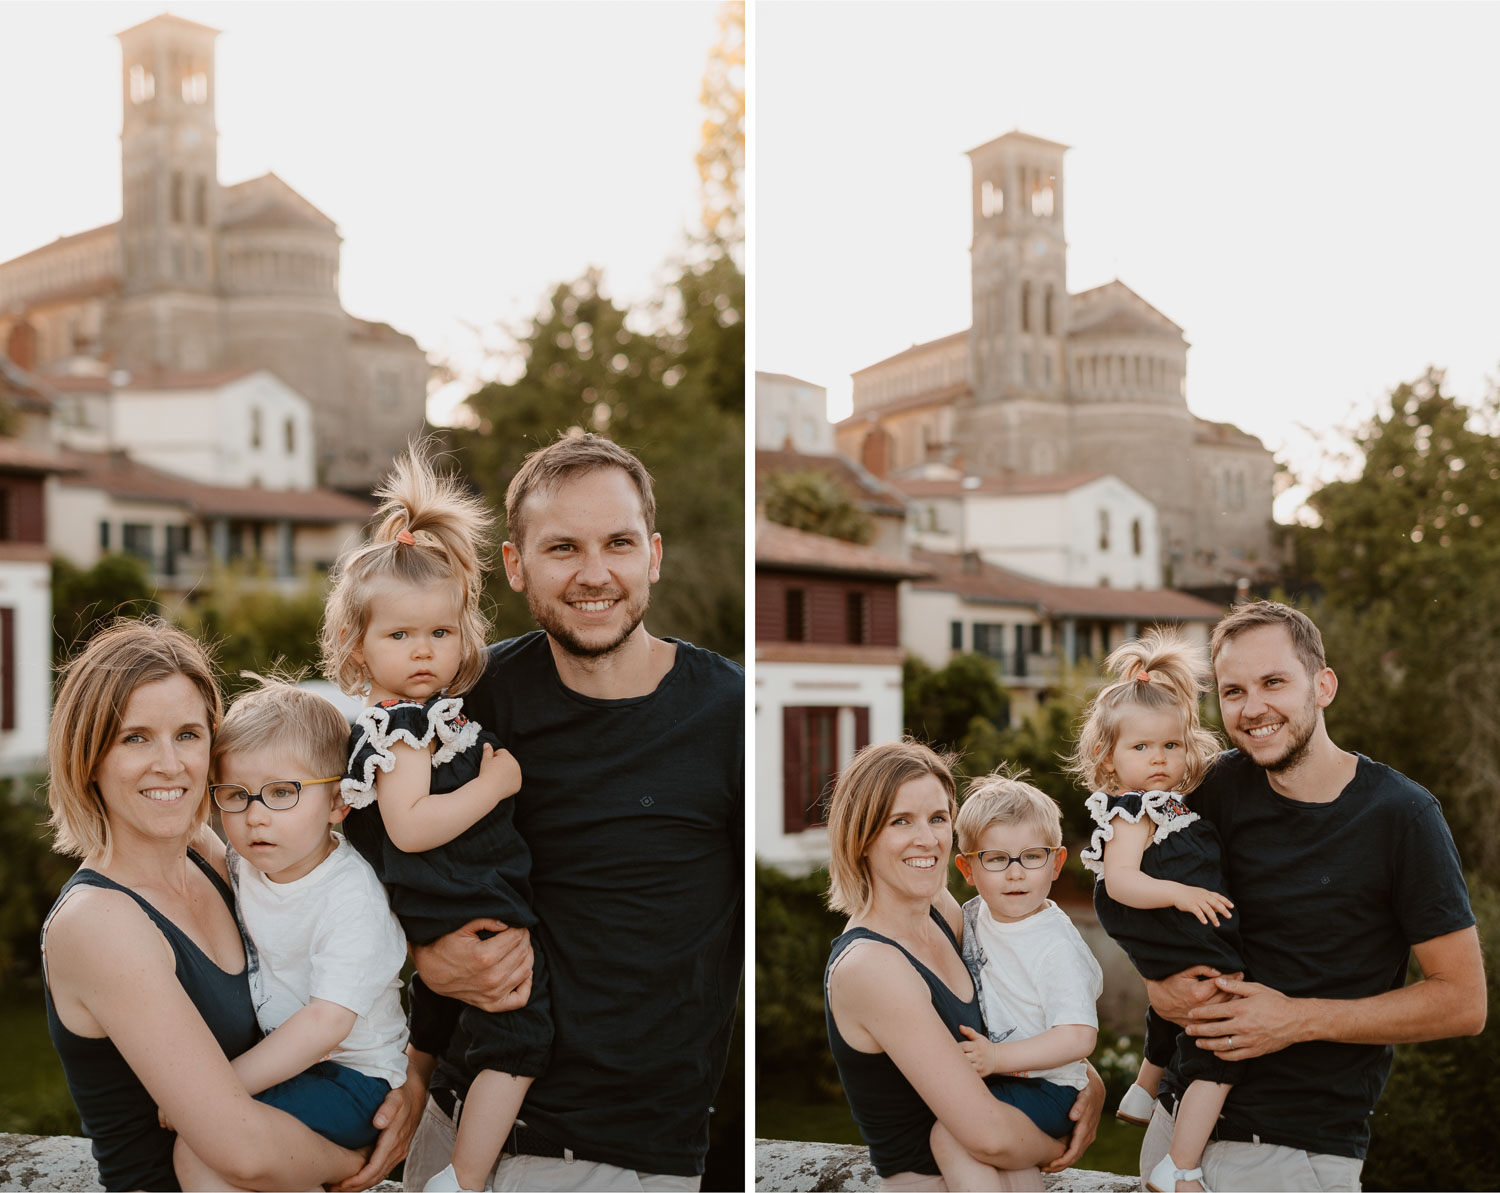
[
  {"x1": 1078, "y1": 788, "x2": 1199, "y2": 876},
  {"x1": 339, "y1": 696, "x2": 483, "y2": 808}
]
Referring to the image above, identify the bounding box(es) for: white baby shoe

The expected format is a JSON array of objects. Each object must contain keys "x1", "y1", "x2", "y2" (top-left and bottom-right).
[
  {"x1": 1145, "y1": 1152, "x2": 1211, "y2": 1193},
  {"x1": 1116, "y1": 1082, "x2": 1156, "y2": 1126},
  {"x1": 422, "y1": 1164, "x2": 480, "y2": 1193}
]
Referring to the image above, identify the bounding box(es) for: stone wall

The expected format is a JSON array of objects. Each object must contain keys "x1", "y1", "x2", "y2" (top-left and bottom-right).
[
  {"x1": 0, "y1": 1133, "x2": 399, "y2": 1192},
  {"x1": 755, "y1": 1139, "x2": 1136, "y2": 1192}
]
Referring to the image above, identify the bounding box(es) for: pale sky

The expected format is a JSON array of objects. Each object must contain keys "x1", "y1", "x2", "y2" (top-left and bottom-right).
[
  {"x1": 0, "y1": 1, "x2": 720, "y2": 423},
  {"x1": 754, "y1": 1, "x2": 1500, "y2": 522}
]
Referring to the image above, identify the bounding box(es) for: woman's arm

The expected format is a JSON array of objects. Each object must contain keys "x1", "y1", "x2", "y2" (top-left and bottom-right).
[
  {"x1": 378, "y1": 740, "x2": 521, "y2": 853},
  {"x1": 1101, "y1": 816, "x2": 1234, "y2": 925},
  {"x1": 959, "y1": 1023, "x2": 1096, "y2": 1077},
  {"x1": 46, "y1": 888, "x2": 363, "y2": 1190},
  {"x1": 230, "y1": 998, "x2": 359, "y2": 1095},
  {"x1": 829, "y1": 942, "x2": 1064, "y2": 1171}
]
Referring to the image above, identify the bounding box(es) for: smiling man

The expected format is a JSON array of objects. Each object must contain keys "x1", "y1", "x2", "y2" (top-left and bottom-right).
[
  {"x1": 1139, "y1": 601, "x2": 1485, "y2": 1191},
  {"x1": 394, "y1": 433, "x2": 744, "y2": 1192}
]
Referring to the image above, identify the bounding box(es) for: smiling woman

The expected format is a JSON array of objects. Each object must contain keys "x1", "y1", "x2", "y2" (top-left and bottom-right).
[{"x1": 40, "y1": 619, "x2": 376, "y2": 1192}]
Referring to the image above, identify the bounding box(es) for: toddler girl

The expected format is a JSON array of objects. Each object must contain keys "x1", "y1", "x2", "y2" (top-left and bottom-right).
[
  {"x1": 1069, "y1": 630, "x2": 1242, "y2": 1193},
  {"x1": 322, "y1": 445, "x2": 550, "y2": 1193}
]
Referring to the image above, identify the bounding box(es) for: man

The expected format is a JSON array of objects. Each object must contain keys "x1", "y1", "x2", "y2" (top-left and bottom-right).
[
  {"x1": 1140, "y1": 601, "x2": 1485, "y2": 1191},
  {"x1": 349, "y1": 434, "x2": 743, "y2": 1192}
]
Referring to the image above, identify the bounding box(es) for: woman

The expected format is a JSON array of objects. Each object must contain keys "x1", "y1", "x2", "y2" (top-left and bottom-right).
[
  {"x1": 40, "y1": 619, "x2": 417, "y2": 1191},
  {"x1": 823, "y1": 740, "x2": 1103, "y2": 1191}
]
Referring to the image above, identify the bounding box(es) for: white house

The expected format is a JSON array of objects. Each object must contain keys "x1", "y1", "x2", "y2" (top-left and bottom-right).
[
  {"x1": 896, "y1": 471, "x2": 1162, "y2": 589},
  {"x1": 48, "y1": 367, "x2": 318, "y2": 491},
  {"x1": 903, "y1": 546, "x2": 1223, "y2": 724},
  {"x1": 755, "y1": 519, "x2": 930, "y2": 874},
  {"x1": 755, "y1": 371, "x2": 836, "y2": 454}
]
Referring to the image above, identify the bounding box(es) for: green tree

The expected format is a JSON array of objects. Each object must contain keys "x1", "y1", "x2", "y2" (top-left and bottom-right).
[
  {"x1": 448, "y1": 266, "x2": 744, "y2": 662},
  {"x1": 51, "y1": 553, "x2": 157, "y2": 663},
  {"x1": 173, "y1": 566, "x2": 328, "y2": 696},
  {"x1": 762, "y1": 470, "x2": 875, "y2": 545},
  {"x1": 1302, "y1": 368, "x2": 1500, "y2": 879},
  {"x1": 902, "y1": 653, "x2": 1009, "y2": 753}
]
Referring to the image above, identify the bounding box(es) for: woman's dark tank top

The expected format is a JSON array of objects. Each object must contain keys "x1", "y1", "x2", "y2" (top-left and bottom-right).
[
  {"x1": 42, "y1": 849, "x2": 262, "y2": 1192},
  {"x1": 824, "y1": 906, "x2": 984, "y2": 1177}
]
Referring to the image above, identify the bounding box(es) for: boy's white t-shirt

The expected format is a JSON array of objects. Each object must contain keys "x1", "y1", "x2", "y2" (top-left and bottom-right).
[
  {"x1": 962, "y1": 896, "x2": 1103, "y2": 1091},
  {"x1": 229, "y1": 833, "x2": 409, "y2": 1088}
]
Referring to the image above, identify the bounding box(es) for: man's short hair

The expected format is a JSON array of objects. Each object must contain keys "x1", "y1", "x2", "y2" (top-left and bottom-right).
[
  {"x1": 504, "y1": 433, "x2": 656, "y2": 548},
  {"x1": 955, "y1": 770, "x2": 1063, "y2": 853},
  {"x1": 1210, "y1": 600, "x2": 1327, "y2": 678},
  {"x1": 214, "y1": 675, "x2": 349, "y2": 788}
]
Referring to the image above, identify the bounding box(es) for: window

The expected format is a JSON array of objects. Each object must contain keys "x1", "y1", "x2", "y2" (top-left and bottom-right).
[
  {"x1": 0, "y1": 607, "x2": 12, "y2": 731},
  {"x1": 0, "y1": 490, "x2": 11, "y2": 541},
  {"x1": 251, "y1": 407, "x2": 263, "y2": 449},
  {"x1": 1020, "y1": 281, "x2": 1032, "y2": 333},
  {"x1": 782, "y1": 705, "x2": 870, "y2": 833},
  {"x1": 1044, "y1": 287, "x2": 1055, "y2": 336},
  {"x1": 1132, "y1": 518, "x2": 1143, "y2": 556},
  {"x1": 181, "y1": 70, "x2": 208, "y2": 104},
  {"x1": 981, "y1": 179, "x2": 1004, "y2": 217},
  {"x1": 129, "y1": 64, "x2": 155, "y2": 104},
  {"x1": 163, "y1": 525, "x2": 192, "y2": 577},
  {"x1": 284, "y1": 417, "x2": 296, "y2": 454},
  {"x1": 122, "y1": 523, "x2": 154, "y2": 566},
  {"x1": 99, "y1": 521, "x2": 110, "y2": 550},
  {"x1": 1098, "y1": 510, "x2": 1111, "y2": 551},
  {"x1": 1030, "y1": 177, "x2": 1055, "y2": 217},
  {"x1": 846, "y1": 591, "x2": 870, "y2": 645},
  {"x1": 950, "y1": 621, "x2": 963, "y2": 651},
  {"x1": 973, "y1": 623, "x2": 1007, "y2": 667},
  {"x1": 171, "y1": 173, "x2": 184, "y2": 224},
  {"x1": 784, "y1": 588, "x2": 807, "y2": 642}
]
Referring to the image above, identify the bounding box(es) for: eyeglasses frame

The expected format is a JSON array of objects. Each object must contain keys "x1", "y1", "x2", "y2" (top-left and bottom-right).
[
  {"x1": 956, "y1": 845, "x2": 1061, "y2": 872},
  {"x1": 210, "y1": 776, "x2": 342, "y2": 813}
]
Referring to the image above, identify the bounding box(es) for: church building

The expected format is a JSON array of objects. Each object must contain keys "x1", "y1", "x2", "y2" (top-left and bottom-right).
[
  {"x1": 835, "y1": 131, "x2": 1277, "y2": 589},
  {"x1": 0, "y1": 13, "x2": 429, "y2": 492}
]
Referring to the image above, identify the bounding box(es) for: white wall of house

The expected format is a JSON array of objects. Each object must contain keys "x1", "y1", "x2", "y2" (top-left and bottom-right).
[
  {"x1": 0, "y1": 559, "x2": 54, "y2": 774},
  {"x1": 755, "y1": 373, "x2": 835, "y2": 454},
  {"x1": 909, "y1": 476, "x2": 1161, "y2": 587},
  {"x1": 755, "y1": 658, "x2": 903, "y2": 875}
]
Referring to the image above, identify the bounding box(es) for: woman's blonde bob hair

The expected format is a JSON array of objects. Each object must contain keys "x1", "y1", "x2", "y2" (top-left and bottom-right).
[
  {"x1": 825, "y1": 739, "x2": 957, "y2": 917},
  {"x1": 47, "y1": 619, "x2": 223, "y2": 863},
  {"x1": 1065, "y1": 628, "x2": 1222, "y2": 795},
  {"x1": 321, "y1": 442, "x2": 493, "y2": 697}
]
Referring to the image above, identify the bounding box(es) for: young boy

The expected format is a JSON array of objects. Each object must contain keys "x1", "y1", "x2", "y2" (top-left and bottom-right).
[
  {"x1": 933, "y1": 771, "x2": 1104, "y2": 1189},
  {"x1": 171, "y1": 678, "x2": 409, "y2": 1191}
]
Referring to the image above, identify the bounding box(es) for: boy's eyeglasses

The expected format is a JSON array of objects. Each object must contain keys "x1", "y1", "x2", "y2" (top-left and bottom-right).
[
  {"x1": 959, "y1": 846, "x2": 1058, "y2": 872},
  {"x1": 210, "y1": 777, "x2": 341, "y2": 813}
]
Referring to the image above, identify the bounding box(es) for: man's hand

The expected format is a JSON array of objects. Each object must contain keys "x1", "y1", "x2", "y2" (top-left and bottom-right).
[
  {"x1": 1143, "y1": 965, "x2": 1239, "y2": 1026},
  {"x1": 1044, "y1": 1061, "x2": 1103, "y2": 1173},
  {"x1": 327, "y1": 1065, "x2": 428, "y2": 1192},
  {"x1": 412, "y1": 918, "x2": 533, "y2": 1013},
  {"x1": 1185, "y1": 976, "x2": 1303, "y2": 1061}
]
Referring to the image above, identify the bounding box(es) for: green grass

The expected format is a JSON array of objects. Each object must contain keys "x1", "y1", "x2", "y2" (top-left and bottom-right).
[
  {"x1": 755, "y1": 1093, "x2": 1143, "y2": 1176},
  {"x1": 0, "y1": 994, "x2": 81, "y2": 1136}
]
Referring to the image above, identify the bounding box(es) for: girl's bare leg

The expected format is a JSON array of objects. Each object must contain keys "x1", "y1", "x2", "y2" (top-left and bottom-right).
[
  {"x1": 450, "y1": 1069, "x2": 533, "y2": 1192},
  {"x1": 1136, "y1": 1058, "x2": 1165, "y2": 1097},
  {"x1": 1163, "y1": 1079, "x2": 1231, "y2": 1192}
]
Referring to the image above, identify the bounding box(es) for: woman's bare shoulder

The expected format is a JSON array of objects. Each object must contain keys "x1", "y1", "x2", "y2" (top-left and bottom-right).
[
  {"x1": 829, "y1": 935, "x2": 928, "y2": 1008},
  {"x1": 45, "y1": 884, "x2": 170, "y2": 973}
]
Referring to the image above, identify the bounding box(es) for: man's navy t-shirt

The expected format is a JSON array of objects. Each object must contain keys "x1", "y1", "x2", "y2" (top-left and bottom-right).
[
  {"x1": 1161, "y1": 750, "x2": 1473, "y2": 1158},
  {"x1": 431, "y1": 632, "x2": 744, "y2": 1177}
]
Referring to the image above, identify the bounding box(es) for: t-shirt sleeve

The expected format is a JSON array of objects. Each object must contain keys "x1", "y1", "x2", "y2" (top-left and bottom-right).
[
  {"x1": 1393, "y1": 799, "x2": 1475, "y2": 945},
  {"x1": 1036, "y1": 927, "x2": 1103, "y2": 1030},
  {"x1": 307, "y1": 887, "x2": 408, "y2": 1018}
]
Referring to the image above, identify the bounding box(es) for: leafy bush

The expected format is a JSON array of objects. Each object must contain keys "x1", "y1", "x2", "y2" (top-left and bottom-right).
[
  {"x1": 1363, "y1": 875, "x2": 1500, "y2": 1191},
  {"x1": 755, "y1": 861, "x2": 844, "y2": 1100}
]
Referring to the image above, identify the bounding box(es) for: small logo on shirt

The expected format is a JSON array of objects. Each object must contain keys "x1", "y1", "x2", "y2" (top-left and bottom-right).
[{"x1": 640, "y1": 796, "x2": 655, "y2": 807}]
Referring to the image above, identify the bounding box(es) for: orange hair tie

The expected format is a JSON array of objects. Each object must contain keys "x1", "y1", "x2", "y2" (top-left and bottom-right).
[
  {"x1": 395, "y1": 529, "x2": 416, "y2": 546},
  {"x1": 1135, "y1": 669, "x2": 1150, "y2": 683}
]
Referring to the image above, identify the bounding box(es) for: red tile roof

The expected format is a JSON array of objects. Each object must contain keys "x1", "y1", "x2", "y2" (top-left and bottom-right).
[
  {"x1": 57, "y1": 450, "x2": 374, "y2": 523},
  {"x1": 756, "y1": 520, "x2": 931, "y2": 580},
  {"x1": 893, "y1": 472, "x2": 1108, "y2": 499},
  {"x1": 0, "y1": 438, "x2": 76, "y2": 475},
  {"x1": 755, "y1": 448, "x2": 910, "y2": 515},
  {"x1": 910, "y1": 547, "x2": 1224, "y2": 621}
]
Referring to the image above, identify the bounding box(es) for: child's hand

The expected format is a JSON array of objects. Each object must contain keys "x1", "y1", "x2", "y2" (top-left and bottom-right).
[
  {"x1": 958, "y1": 1024, "x2": 999, "y2": 1076},
  {"x1": 1174, "y1": 885, "x2": 1234, "y2": 926},
  {"x1": 479, "y1": 743, "x2": 522, "y2": 803}
]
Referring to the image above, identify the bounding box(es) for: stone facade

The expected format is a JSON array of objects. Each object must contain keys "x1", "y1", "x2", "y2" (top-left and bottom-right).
[
  {"x1": 835, "y1": 131, "x2": 1277, "y2": 589},
  {"x1": 0, "y1": 13, "x2": 428, "y2": 492}
]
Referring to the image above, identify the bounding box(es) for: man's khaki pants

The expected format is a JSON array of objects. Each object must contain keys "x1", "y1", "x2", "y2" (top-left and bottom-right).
[
  {"x1": 1141, "y1": 1102, "x2": 1363, "y2": 1191},
  {"x1": 402, "y1": 1095, "x2": 703, "y2": 1192}
]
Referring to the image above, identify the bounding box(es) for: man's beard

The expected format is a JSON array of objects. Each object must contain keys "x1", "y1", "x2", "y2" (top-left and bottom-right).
[
  {"x1": 1240, "y1": 694, "x2": 1318, "y2": 773},
  {"x1": 524, "y1": 585, "x2": 650, "y2": 660}
]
